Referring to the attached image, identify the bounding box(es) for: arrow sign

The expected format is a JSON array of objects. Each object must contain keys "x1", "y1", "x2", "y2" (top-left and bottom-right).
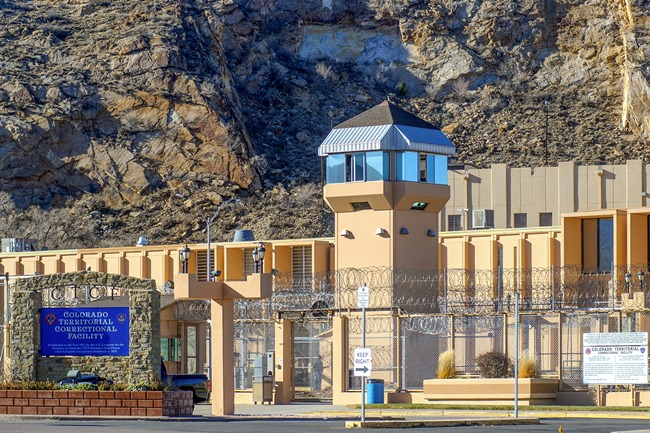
[{"x1": 354, "y1": 348, "x2": 372, "y2": 377}]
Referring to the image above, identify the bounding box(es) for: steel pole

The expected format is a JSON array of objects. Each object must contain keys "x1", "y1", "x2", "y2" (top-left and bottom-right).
[
  {"x1": 206, "y1": 217, "x2": 211, "y2": 281},
  {"x1": 514, "y1": 290, "x2": 519, "y2": 418},
  {"x1": 361, "y1": 305, "x2": 366, "y2": 423}
]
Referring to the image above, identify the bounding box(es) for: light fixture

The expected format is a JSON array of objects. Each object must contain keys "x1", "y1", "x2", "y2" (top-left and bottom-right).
[
  {"x1": 252, "y1": 242, "x2": 266, "y2": 273},
  {"x1": 375, "y1": 228, "x2": 385, "y2": 236},
  {"x1": 340, "y1": 229, "x2": 351, "y2": 237},
  {"x1": 639, "y1": 270, "x2": 645, "y2": 290},
  {"x1": 625, "y1": 272, "x2": 632, "y2": 294},
  {"x1": 427, "y1": 229, "x2": 436, "y2": 237},
  {"x1": 400, "y1": 228, "x2": 409, "y2": 235},
  {"x1": 411, "y1": 202, "x2": 428, "y2": 211},
  {"x1": 179, "y1": 245, "x2": 191, "y2": 273}
]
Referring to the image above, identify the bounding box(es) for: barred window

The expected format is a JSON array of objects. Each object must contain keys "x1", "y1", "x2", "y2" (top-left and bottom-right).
[
  {"x1": 448, "y1": 215, "x2": 462, "y2": 231},
  {"x1": 514, "y1": 213, "x2": 527, "y2": 228},
  {"x1": 539, "y1": 212, "x2": 553, "y2": 227}
]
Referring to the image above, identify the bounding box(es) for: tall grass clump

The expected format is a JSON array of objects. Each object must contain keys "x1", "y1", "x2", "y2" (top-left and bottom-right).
[
  {"x1": 518, "y1": 349, "x2": 538, "y2": 378},
  {"x1": 437, "y1": 349, "x2": 457, "y2": 379}
]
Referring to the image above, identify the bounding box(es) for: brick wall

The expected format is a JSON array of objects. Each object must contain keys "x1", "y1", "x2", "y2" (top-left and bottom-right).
[{"x1": 0, "y1": 390, "x2": 193, "y2": 416}]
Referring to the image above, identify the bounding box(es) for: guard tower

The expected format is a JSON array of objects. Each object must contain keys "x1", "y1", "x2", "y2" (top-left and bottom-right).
[{"x1": 318, "y1": 101, "x2": 455, "y2": 271}]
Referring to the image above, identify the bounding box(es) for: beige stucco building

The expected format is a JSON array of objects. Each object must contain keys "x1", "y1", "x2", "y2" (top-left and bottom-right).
[{"x1": 3, "y1": 102, "x2": 650, "y2": 411}]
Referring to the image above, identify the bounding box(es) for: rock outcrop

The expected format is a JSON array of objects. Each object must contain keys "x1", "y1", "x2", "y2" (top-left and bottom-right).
[{"x1": 1, "y1": 0, "x2": 649, "y2": 248}]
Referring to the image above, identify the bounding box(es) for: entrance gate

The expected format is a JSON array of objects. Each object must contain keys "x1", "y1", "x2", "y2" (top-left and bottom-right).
[{"x1": 292, "y1": 318, "x2": 333, "y2": 401}]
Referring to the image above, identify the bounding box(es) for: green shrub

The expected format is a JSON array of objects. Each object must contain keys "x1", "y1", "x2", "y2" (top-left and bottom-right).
[
  {"x1": 74, "y1": 383, "x2": 98, "y2": 391},
  {"x1": 476, "y1": 351, "x2": 513, "y2": 378},
  {"x1": 437, "y1": 349, "x2": 457, "y2": 379}
]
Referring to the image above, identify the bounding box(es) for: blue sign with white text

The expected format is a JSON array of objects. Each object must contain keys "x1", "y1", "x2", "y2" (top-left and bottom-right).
[{"x1": 40, "y1": 307, "x2": 130, "y2": 356}]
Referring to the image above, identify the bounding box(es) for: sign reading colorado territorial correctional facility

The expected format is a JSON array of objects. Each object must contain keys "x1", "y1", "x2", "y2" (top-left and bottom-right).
[
  {"x1": 40, "y1": 307, "x2": 130, "y2": 356},
  {"x1": 583, "y1": 332, "x2": 648, "y2": 384}
]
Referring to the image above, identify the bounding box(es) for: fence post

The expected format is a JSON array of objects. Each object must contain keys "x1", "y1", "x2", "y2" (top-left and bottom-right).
[
  {"x1": 395, "y1": 314, "x2": 406, "y2": 392},
  {"x1": 503, "y1": 313, "x2": 509, "y2": 358},
  {"x1": 558, "y1": 312, "x2": 563, "y2": 391},
  {"x1": 450, "y1": 314, "x2": 455, "y2": 352},
  {"x1": 611, "y1": 263, "x2": 616, "y2": 309},
  {"x1": 551, "y1": 266, "x2": 555, "y2": 311}
]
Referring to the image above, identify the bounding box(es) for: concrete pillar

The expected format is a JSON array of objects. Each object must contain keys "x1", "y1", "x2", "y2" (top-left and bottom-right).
[
  {"x1": 211, "y1": 299, "x2": 235, "y2": 415},
  {"x1": 9, "y1": 289, "x2": 41, "y2": 381},
  {"x1": 129, "y1": 287, "x2": 160, "y2": 384},
  {"x1": 273, "y1": 318, "x2": 292, "y2": 404},
  {"x1": 332, "y1": 316, "x2": 348, "y2": 403}
]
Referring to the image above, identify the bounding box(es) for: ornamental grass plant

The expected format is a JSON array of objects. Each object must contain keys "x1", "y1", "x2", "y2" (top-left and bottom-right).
[
  {"x1": 437, "y1": 349, "x2": 457, "y2": 379},
  {"x1": 518, "y1": 349, "x2": 538, "y2": 378}
]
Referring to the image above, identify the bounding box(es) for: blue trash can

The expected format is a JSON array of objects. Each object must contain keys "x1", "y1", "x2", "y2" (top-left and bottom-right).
[{"x1": 366, "y1": 379, "x2": 384, "y2": 404}]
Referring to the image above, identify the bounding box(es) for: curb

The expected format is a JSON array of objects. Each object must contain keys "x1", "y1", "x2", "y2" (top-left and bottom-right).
[{"x1": 345, "y1": 418, "x2": 541, "y2": 429}]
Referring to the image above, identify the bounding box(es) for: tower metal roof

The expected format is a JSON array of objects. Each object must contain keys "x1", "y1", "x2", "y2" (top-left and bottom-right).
[{"x1": 318, "y1": 101, "x2": 455, "y2": 156}]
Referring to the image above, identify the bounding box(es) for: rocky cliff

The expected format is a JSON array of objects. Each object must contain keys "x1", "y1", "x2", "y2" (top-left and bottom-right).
[{"x1": 1, "y1": 0, "x2": 649, "y2": 249}]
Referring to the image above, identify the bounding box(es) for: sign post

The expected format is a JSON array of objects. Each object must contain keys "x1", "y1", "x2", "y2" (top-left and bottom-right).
[{"x1": 357, "y1": 284, "x2": 370, "y2": 422}]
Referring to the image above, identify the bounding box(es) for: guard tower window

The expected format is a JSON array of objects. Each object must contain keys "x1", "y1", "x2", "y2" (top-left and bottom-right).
[{"x1": 345, "y1": 153, "x2": 365, "y2": 182}]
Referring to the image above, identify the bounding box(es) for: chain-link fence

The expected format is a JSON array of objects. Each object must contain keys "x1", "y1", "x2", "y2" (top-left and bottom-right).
[
  {"x1": 342, "y1": 310, "x2": 650, "y2": 392},
  {"x1": 233, "y1": 320, "x2": 275, "y2": 390},
  {"x1": 347, "y1": 315, "x2": 397, "y2": 390}
]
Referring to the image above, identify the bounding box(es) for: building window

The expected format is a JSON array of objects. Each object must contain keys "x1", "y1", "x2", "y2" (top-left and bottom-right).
[
  {"x1": 327, "y1": 152, "x2": 389, "y2": 184},
  {"x1": 351, "y1": 202, "x2": 371, "y2": 211},
  {"x1": 514, "y1": 213, "x2": 527, "y2": 228},
  {"x1": 161, "y1": 337, "x2": 180, "y2": 362},
  {"x1": 195, "y1": 250, "x2": 214, "y2": 282},
  {"x1": 448, "y1": 215, "x2": 462, "y2": 231},
  {"x1": 186, "y1": 325, "x2": 198, "y2": 374},
  {"x1": 396, "y1": 151, "x2": 419, "y2": 182},
  {"x1": 345, "y1": 153, "x2": 365, "y2": 182},
  {"x1": 292, "y1": 246, "x2": 312, "y2": 290},
  {"x1": 244, "y1": 249, "x2": 256, "y2": 276},
  {"x1": 582, "y1": 218, "x2": 613, "y2": 273},
  {"x1": 539, "y1": 212, "x2": 553, "y2": 227},
  {"x1": 366, "y1": 151, "x2": 390, "y2": 181}
]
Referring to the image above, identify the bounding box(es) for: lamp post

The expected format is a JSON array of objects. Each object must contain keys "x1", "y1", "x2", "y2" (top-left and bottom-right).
[
  {"x1": 625, "y1": 272, "x2": 632, "y2": 294},
  {"x1": 543, "y1": 100, "x2": 549, "y2": 166},
  {"x1": 175, "y1": 194, "x2": 241, "y2": 280},
  {"x1": 252, "y1": 242, "x2": 266, "y2": 273},
  {"x1": 4, "y1": 272, "x2": 9, "y2": 325},
  {"x1": 180, "y1": 245, "x2": 191, "y2": 274},
  {"x1": 206, "y1": 198, "x2": 240, "y2": 282},
  {"x1": 639, "y1": 270, "x2": 645, "y2": 291}
]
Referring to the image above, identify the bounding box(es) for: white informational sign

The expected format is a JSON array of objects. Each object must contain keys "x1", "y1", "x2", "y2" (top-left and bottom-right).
[
  {"x1": 583, "y1": 332, "x2": 648, "y2": 384},
  {"x1": 354, "y1": 348, "x2": 372, "y2": 377},
  {"x1": 358, "y1": 285, "x2": 370, "y2": 309}
]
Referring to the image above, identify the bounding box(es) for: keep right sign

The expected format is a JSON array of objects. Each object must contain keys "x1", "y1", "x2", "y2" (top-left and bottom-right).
[{"x1": 354, "y1": 348, "x2": 372, "y2": 377}]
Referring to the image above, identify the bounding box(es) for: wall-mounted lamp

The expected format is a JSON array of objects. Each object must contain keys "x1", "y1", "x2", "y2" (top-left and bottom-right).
[
  {"x1": 463, "y1": 169, "x2": 470, "y2": 181},
  {"x1": 427, "y1": 229, "x2": 437, "y2": 237},
  {"x1": 399, "y1": 227, "x2": 409, "y2": 235},
  {"x1": 179, "y1": 245, "x2": 191, "y2": 273},
  {"x1": 639, "y1": 270, "x2": 645, "y2": 291},
  {"x1": 340, "y1": 229, "x2": 351, "y2": 237},
  {"x1": 596, "y1": 164, "x2": 604, "y2": 176},
  {"x1": 375, "y1": 228, "x2": 386, "y2": 236},
  {"x1": 252, "y1": 242, "x2": 266, "y2": 273},
  {"x1": 625, "y1": 272, "x2": 632, "y2": 293}
]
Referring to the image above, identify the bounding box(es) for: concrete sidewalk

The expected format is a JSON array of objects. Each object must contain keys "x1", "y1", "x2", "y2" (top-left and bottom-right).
[{"x1": 194, "y1": 402, "x2": 650, "y2": 421}]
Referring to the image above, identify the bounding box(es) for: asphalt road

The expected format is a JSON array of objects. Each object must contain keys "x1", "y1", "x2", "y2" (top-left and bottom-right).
[{"x1": 0, "y1": 418, "x2": 648, "y2": 433}]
